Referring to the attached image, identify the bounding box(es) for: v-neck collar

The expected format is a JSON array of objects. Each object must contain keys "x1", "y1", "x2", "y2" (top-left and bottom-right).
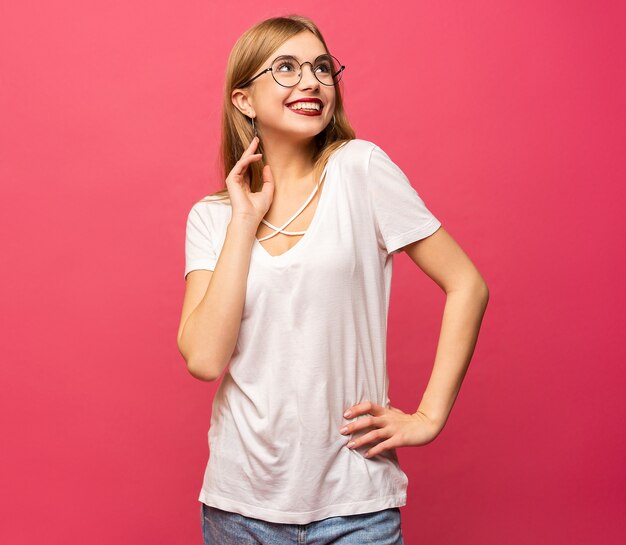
[{"x1": 252, "y1": 141, "x2": 348, "y2": 267}]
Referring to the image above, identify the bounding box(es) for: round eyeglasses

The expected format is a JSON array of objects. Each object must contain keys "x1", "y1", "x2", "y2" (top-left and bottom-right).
[{"x1": 241, "y1": 54, "x2": 345, "y2": 88}]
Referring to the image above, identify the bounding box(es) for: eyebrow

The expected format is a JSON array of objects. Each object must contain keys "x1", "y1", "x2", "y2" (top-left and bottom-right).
[{"x1": 275, "y1": 53, "x2": 329, "y2": 62}]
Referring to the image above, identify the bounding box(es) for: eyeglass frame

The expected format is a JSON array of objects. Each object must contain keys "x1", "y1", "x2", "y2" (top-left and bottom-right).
[{"x1": 240, "y1": 53, "x2": 346, "y2": 88}]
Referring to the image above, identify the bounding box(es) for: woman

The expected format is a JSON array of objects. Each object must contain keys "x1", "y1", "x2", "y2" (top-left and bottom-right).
[{"x1": 177, "y1": 14, "x2": 489, "y2": 545}]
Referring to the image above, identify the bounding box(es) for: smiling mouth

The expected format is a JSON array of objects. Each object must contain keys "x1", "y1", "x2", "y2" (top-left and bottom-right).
[{"x1": 286, "y1": 102, "x2": 323, "y2": 112}]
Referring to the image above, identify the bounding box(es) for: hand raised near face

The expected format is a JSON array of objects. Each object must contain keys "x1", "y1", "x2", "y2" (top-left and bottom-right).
[{"x1": 226, "y1": 136, "x2": 274, "y2": 228}]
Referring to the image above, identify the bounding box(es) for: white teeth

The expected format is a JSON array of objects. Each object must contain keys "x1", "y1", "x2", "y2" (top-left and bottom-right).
[{"x1": 288, "y1": 102, "x2": 321, "y2": 111}]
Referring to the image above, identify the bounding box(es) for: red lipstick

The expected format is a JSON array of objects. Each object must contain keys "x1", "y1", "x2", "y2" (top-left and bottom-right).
[{"x1": 285, "y1": 97, "x2": 324, "y2": 116}]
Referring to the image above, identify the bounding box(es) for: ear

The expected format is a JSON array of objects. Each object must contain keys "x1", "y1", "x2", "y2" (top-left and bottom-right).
[{"x1": 231, "y1": 89, "x2": 254, "y2": 117}]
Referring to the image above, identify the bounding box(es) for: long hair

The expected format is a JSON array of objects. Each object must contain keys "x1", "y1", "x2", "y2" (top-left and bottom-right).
[{"x1": 202, "y1": 14, "x2": 356, "y2": 203}]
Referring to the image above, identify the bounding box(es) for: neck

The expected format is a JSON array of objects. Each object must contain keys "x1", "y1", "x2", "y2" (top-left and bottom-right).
[{"x1": 259, "y1": 135, "x2": 318, "y2": 194}]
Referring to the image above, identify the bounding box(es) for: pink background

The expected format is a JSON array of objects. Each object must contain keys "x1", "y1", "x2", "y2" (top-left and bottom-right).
[{"x1": 1, "y1": 1, "x2": 624, "y2": 544}]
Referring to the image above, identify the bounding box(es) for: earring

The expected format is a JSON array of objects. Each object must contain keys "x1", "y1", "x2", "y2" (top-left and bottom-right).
[{"x1": 249, "y1": 112, "x2": 258, "y2": 138}]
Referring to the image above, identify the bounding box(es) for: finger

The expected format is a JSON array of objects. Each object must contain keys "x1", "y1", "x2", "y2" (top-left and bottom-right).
[
  {"x1": 241, "y1": 136, "x2": 260, "y2": 158},
  {"x1": 232, "y1": 153, "x2": 263, "y2": 176},
  {"x1": 238, "y1": 149, "x2": 262, "y2": 165},
  {"x1": 344, "y1": 401, "x2": 384, "y2": 419},
  {"x1": 234, "y1": 137, "x2": 260, "y2": 168},
  {"x1": 261, "y1": 164, "x2": 274, "y2": 186},
  {"x1": 364, "y1": 436, "x2": 398, "y2": 459},
  {"x1": 346, "y1": 428, "x2": 387, "y2": 451},
  {"x1": 339, "y1": 414, "x2": 377, "y2": 435}
]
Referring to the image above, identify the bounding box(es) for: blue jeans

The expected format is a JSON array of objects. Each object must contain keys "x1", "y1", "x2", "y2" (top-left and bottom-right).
[{"x1": 200, "y1": 502, "x2": 404, "y2": 544}]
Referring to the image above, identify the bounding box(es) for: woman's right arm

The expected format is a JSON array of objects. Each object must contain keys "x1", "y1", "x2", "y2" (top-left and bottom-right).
[
  {"x1": 177, "y1": 136, "x2": 274, "y2": 381},
  {"x1": 177, "y1": 217, "x2": 258, "y2": 381}
]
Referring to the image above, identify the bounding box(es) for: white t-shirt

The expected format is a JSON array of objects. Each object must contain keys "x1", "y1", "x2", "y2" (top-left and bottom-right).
[{"x1": 184, "y1": 138, "x2": 442, "y2": 524}]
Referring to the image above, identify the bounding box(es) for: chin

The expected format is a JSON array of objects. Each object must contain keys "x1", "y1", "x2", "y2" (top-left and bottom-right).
[{"x1": 280, "y1": 127, "x2": 322, "y2": 142}]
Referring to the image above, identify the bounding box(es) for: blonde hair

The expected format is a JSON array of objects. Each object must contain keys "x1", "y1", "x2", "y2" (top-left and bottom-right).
[{"x1": 201, "y1": 14, "x2": 356, "y2": 203}]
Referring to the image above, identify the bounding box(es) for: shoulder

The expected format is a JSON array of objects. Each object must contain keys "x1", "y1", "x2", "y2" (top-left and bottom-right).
[
  {"x1": 332, "y1": 139, "x2": 401, "y2": 185},
  {"x1": 194, "y1": 194, "x2": 231, "y2": 208},
  {"x1": 337, "y1": 138, "x2": 379, "y2": 159},
  {"x1": 187, "y1": 195, "x2": 232, "y2": 229},
  {"x1": 190, "y1": 195, "x2": 231, "y2": 214},
  {"x1": 332, "y1": 138, "x2": 381, "y2": 176},
  {"x1": 334, "y1": 138, "x2": 395, "y2": 165}
]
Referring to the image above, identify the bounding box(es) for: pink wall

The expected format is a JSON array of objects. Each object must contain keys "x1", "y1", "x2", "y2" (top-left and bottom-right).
[{"x1": 1, "y1": 1, "x2": 624, "y2": 544}]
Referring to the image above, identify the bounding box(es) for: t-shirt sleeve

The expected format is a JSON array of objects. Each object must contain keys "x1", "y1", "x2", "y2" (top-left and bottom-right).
[
  {"x1": 184, "y1": 202, "x2": 218, "y2": 279},
  {"x1": 366, "y1": 144, "x2": 442, "y2": 255}
]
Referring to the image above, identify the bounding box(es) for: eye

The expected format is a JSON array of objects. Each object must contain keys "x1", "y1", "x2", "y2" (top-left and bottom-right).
[
  {"x1": 314, "y1": 56, "x2": 333, "y2": 74},
  {"x1": 276, "y1": 59, "x2": 297, "y2": 72},
  {"x1": 315, "y1": 62, "x2": 331, "y2": 73}
]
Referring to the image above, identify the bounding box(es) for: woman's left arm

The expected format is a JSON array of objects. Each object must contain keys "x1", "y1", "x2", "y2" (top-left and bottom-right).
[{"x1": 339, "y1": 226, "x2": 489, "y2": 458}]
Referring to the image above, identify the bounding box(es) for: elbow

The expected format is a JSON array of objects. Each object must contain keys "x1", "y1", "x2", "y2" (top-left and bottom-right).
[
  {"x1": 447, "y1": 277, "x2": 489, "y2": 301},
  {"x1": 177, "y1": 337, "x2": 220, "y2": 382},
  {"x1": 477, "y1": 280, "x2": 490, "y2": 312},
  {"x1": 473, "y1": 278, "x2": 489, "y2": 306},
  {"x1": 186, "y1": 356, "x2": 222, "y2": 382},
  {"x1": 479, "y1": 280, "x2": 489, "y2": 301},
  {"x1": 177, "y1": 331, "x2": 234, "y2": 382},
  {"x1": 457, "y1": 275, "x2": 489, "y2": 306},
  {"x1": 470, "y1": 270, "x2": 489, "y2": 302}
]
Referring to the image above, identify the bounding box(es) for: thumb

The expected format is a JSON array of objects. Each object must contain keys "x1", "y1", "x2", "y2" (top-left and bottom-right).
[{"x1": 261, "y1": 164, "x2": 275, "y2": 195}]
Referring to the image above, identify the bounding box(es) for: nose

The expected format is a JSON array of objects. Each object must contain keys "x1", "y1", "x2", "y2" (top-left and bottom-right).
[{"x1": 298, "y1": 62, "x2": 320, "y2": 89}]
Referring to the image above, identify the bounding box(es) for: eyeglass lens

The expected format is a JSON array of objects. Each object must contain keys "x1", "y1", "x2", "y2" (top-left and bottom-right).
[{"x1": 271, "y1": 54, "x2": 343, "y2": 86}]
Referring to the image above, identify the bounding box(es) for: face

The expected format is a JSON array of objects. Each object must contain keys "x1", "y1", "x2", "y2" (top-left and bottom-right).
[{"x1": 232, "y1": 31, "x2": 337, "y2": 142}]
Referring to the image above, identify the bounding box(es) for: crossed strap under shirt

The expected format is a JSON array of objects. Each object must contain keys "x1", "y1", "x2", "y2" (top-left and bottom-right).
[{"x1": 257, "y1": 164, "x2": 329, "y2": 242}]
